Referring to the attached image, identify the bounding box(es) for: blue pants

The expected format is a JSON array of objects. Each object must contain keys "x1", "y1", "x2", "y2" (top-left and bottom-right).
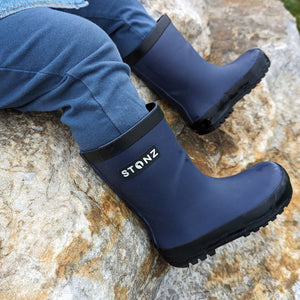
[{"x1": 0, "y1": 1, "x2": 156, "y2": 151}]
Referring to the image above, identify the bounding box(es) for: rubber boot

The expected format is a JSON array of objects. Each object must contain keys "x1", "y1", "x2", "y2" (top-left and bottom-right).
[
  {"x1": 124, "y1": 15, "x2": 271, "y2": 135},
  {"x1": 81, "y1": 103, "x2": 292, "y2": 267}
]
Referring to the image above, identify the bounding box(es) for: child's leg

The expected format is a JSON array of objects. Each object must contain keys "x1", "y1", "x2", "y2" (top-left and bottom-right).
[
  {"x1": 58, "y1": 0, "x2": 156, "y2": 58},
  {"x1": 58, "y1": 1, "x2": 271, "y2": 135},
  {"x1": 0, "y1": 7, "x2": 148, "y2": 151}
]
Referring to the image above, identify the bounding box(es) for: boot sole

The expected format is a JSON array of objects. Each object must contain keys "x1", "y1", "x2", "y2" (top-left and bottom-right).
[
  {"x1": 158, "y1": 165, "x2": 293, "y2": 267},
  {"x1": 190, "y1": 49, "x2": 271, "y2": 134}
]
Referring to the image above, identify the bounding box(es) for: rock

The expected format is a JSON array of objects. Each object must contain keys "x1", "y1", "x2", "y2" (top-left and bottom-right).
[{"x1": 0, "y1": 0, "x2": 299, "y2": 299}]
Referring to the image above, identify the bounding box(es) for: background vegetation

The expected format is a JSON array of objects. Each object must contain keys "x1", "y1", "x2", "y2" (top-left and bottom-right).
[{"x1": 281, "y1": 0, "x2": 300, "y2": 32}]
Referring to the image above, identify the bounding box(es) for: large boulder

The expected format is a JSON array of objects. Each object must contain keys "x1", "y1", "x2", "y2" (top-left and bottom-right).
[{"x1": 0, "y1": 0, "x2": 299, "y2": 299}]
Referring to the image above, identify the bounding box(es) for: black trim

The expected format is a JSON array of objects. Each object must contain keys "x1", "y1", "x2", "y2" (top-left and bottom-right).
[
  {"x1": 123, "y1": 14, "x2": 171, "y2": 66},
  {"x1": 80, "y1": 103, "x2": 164, "y2": 163},
  {"x1": 158, "y1": 166, "x2": 293, "y2": 267}
]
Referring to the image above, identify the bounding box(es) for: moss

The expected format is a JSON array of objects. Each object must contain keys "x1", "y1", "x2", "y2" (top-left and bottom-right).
[{"x1": 280, "y1": 0, "x2": 300, "y2": 32}]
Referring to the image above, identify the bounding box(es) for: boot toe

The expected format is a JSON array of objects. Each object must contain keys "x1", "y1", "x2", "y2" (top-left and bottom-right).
[
  {"x1": 232, "y1": 48, "x2": 263, "y2": 70},
  {"x1": 218, "y1": 161, "x2": 291, "y2": 219},
  {"x1": 244, "y1": 161, "x2": 292, "y2": 212},
  {"x1": 191, "y1": 47, "x2": 271, "y2": 134},
  {"x1": 159, "y1": 162, "x2": 292, "y2": 267}
]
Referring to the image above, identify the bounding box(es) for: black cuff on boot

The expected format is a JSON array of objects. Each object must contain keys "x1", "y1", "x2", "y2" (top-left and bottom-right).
[
  {"x1": 123, "y1": 14, "x2": 171, "y2": 67},
  {"x1": 80, "y1": 103, "x2": 164, "y2": 163}
]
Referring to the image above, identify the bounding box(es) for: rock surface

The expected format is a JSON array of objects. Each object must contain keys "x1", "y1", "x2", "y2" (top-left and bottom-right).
[{"x1": 0, "y1": 0, "x2": 299, "y2": 299}]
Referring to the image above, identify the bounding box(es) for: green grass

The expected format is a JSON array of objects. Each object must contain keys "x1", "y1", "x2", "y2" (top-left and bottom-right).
[{"x1": 280, "y1": 0, "x2": 300, "y2": 32}]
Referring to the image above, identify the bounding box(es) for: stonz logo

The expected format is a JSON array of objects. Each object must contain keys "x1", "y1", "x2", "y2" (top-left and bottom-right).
[{"x1": 120, "y1": 146, "x2": 160, "y2": 179}]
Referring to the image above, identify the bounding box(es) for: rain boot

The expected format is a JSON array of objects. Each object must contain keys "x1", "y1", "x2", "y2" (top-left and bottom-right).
[
  {"x1": 81, "y1": 103, "x2": 292, "y2": 267},
  {"x1": 124, "y1": 15, "x2": 271, "y2": 134}
]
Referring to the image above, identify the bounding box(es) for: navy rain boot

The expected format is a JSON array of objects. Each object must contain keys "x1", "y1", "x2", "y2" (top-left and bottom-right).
[
  {"x1": 124, "y1": 15, "x2": 271, "y2": 134},
  {"x1": 81, "y1": 103, "x2": 292, "y2": 267}
]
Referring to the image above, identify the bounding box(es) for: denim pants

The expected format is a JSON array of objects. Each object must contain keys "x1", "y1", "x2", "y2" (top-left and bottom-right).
[{"x1": 0, "y1": 0, "x2": 156, "y2": 151}]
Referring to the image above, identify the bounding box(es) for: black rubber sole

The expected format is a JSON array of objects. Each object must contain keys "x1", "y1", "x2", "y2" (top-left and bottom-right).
[
  {"x1": 158, "y1": 166, "x2": 293, "y2": 268},
  {"x1": 191, "y1": 49, "x2": 271, "y2": 135}
]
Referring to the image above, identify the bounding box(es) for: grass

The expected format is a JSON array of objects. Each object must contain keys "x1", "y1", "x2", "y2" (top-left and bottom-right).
[{"x1": 280, "y1": 0, "x2": 300, "y2": 32}]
